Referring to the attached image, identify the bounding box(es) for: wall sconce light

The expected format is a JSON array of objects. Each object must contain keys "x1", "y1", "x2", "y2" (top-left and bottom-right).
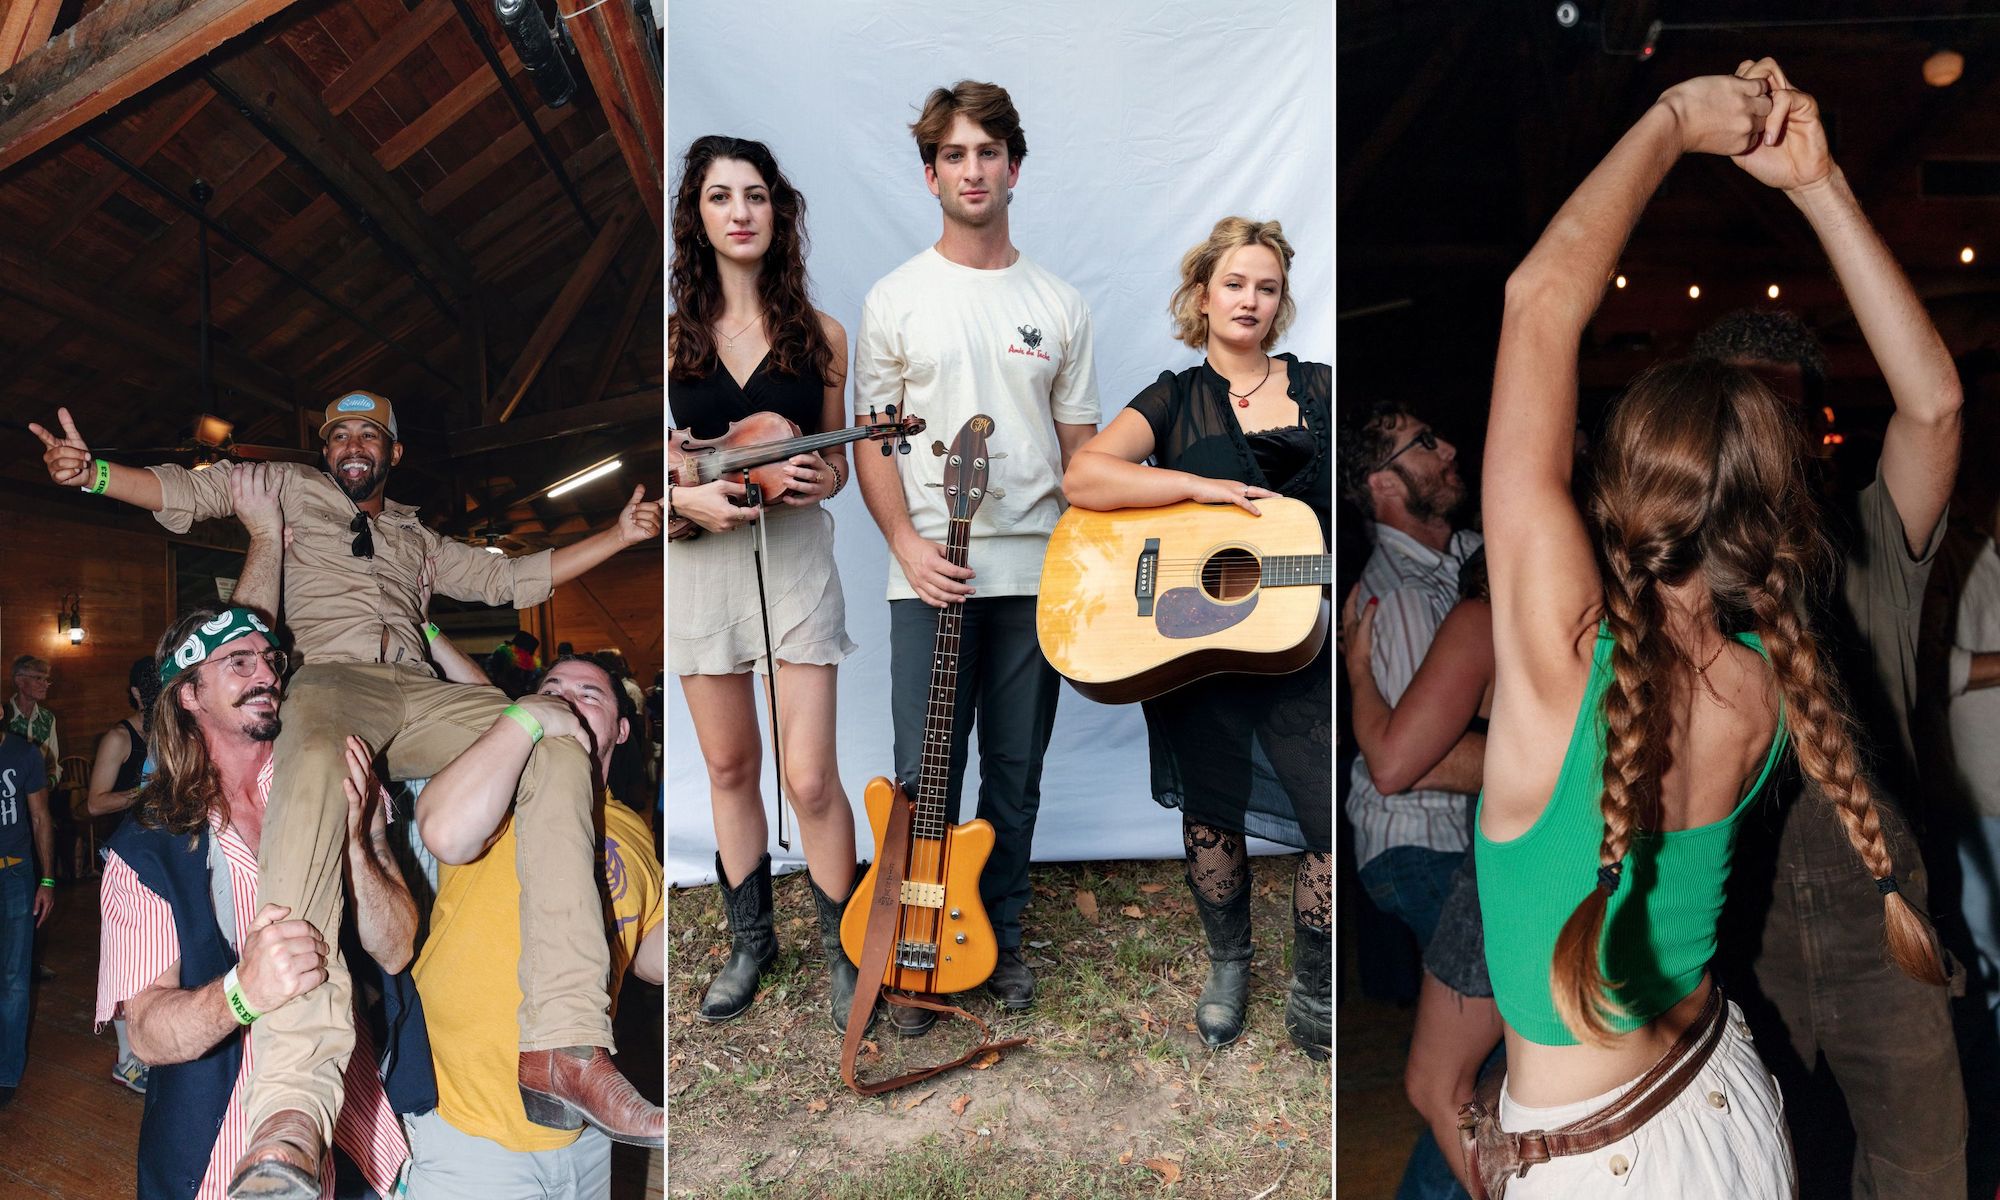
[{"x1": 57, "y1": 593, "x2": 84, "y2": 645}]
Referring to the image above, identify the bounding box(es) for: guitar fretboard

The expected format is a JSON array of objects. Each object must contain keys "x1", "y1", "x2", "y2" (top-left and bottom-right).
[
  {"x1": 1259, "y1": 554, "x2": 1333, "y2": 587},
  {"x1": 914, "y1": 517, "x2": 972, "y2": 843}
]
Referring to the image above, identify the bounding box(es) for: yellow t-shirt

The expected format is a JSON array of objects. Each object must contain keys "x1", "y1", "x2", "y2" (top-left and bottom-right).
[{"x1": 414, "y1": 798, "x2": 663, "y2": 1151}]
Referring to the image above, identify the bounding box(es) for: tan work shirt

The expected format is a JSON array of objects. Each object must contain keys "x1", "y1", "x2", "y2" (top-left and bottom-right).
[{"x1": 148, "y1": 462, "x2": 554, "y2": 672}]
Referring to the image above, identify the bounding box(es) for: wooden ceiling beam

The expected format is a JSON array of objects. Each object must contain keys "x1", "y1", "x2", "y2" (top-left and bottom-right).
[
  {"x1": 578, "y1": 236, "x2": 655, "y2": 408},
  {"x1": 419, "y1": 99, "x2": 573, "y2": 216},
  {"x1": 447, "y1": 393, "x2": 655, "y2": 458},
  {"x1": 43, "y1": 84, "x2": 211, "y2": 249},
  {"x1": 320, "y1": 0, "x2": 453, "y2": 115},
  {"x1": 0, "y1": 239, "x2": 294, "y2": 410},
  {"x1": 0, "y1": 0, "x2": 307, "y2": 174},
  {"x1": 371, "y1": 42, "x2": 519, "y2": 171},
  {"x1": 208, "y1": 43, "x2": 478, "y2": 302},
  {"x1": 486, "y1": 201, "x2": 638, "y2": 422},
  {"x1": 0, "y1": 0, "x2": 64, "y2": 71},
  {"x1": 555, "y1": 0, "x2": 659, "y2": 231}
]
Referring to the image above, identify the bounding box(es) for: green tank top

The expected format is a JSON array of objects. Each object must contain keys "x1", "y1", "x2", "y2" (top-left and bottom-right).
[{"x1": 1474, "y1": 623, "x2": 1786, "y2": 1046}]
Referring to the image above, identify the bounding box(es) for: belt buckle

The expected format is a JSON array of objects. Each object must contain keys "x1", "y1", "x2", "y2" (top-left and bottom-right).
[{"x1": 1514, "y1": 1131, "x2": 1552, "y2": 1174}]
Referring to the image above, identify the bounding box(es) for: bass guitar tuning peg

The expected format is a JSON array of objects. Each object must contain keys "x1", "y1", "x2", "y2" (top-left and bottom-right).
[
  {"x1": 931, "y1": 440, "x2": 947, "y2": 457},
  {"x1": 898, "y1": 440, "x2": 911, "y2": 455}
]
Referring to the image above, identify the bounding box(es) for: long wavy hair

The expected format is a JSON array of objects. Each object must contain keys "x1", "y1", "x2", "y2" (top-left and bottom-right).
[
  {"x1": 1551, "y1": 358, "x2": 1945, "y2": 1042},
  {"x1": 667, "y1": 136, "x2": 834, "y2": 388},
  {"x1": 134, "y1": 610, "x2": 233, "y2": 839}
]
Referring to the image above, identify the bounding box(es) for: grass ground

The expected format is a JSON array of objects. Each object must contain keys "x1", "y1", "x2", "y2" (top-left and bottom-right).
[{"x1": 665, "y1": 856, "x2": 1331, "y2": 1199}]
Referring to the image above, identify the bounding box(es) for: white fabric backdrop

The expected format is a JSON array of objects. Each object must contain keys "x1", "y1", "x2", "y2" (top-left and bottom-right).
[{"x1": 664, "y1": 0, "x2": 1333, "y2": 886}]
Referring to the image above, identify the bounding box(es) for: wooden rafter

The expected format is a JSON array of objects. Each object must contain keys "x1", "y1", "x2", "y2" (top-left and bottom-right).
[
  {"x1": 208, "y1": 43, "x2": 478, "y2": 301},
  {"x1": 370, "y1": 43, "x2": 520, "y2": 171},
  {"x1": 320, "y1": 0, "x2": 453, "y2": 115},
  {"x1": 487, "y1": 201, "x2": 639, "y2": 422},
  {"x1": 579, "y1": 237, "x2": 656, "y2": 408},
  {"x1": 0, "y1": 0, "x2": 63, "y2": 71},
  {"x1": 420, "y1": 101, "x2": 574, "y2": 216},
  {"x1": 448, "y1": 393, "x2": 654, "y2": 458},
  {"x1": 555, "y1": 0, "x2": 660, "y2": 231},
  {"x1": 44, "y1": 86, "x2": 213, "y2": 249},
  {"x1": 0, "y1": 0, "x2": 308, "y2": 173},
  {"x1": 561, "y1": 573, "x2": 644, "y2": 668}
]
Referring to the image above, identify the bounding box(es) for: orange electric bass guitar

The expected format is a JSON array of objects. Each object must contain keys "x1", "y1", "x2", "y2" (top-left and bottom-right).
[
  {"x1": 1036, "y1": 497, "x2": 1330, "y2": 704},
  {"x1": 838, "y1": 414, "x2": 1027, "y2": 1094}
]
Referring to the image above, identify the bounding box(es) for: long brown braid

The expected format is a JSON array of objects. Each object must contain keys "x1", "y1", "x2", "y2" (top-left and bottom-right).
[{"x1": 1549, "y1": 359, "x2": 1944, "y2": 1043}]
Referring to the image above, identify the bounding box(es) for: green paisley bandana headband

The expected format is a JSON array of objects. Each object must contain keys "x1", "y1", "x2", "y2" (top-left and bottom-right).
[{"x1": 159, "y1": 608, "x2": 272, "y2": 685}]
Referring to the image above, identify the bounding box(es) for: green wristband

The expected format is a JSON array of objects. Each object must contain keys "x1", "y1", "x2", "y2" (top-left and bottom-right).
[
  {"x1": 502, "y1": 704, "x2": 543, "y2": 744},
  {"x1": 84, "y1": 458, "x2": 111, "y2": 495},
  {"x1": 38, "y1": 877, "x2": 54, "y2": 889},
  {"x1": 423, "y1": 622, "x2": 441, "y2": 643},
  {"x1": 223, "y1": 966, "x2": 259, "y2": 1025}
]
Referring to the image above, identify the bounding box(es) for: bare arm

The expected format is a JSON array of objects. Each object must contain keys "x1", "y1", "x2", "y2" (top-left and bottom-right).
[
  {"x1": 123, "y1": 965, "x2": 238, "y2": 1065},
  {"x1": 1344, "y1": 597, "x2": 1494, "y2": 796},
  {"x1": 1729, "y1": 59, "x2": 1962, "y2": 554},
  {"x1": 1411, "y1": 733, "x2": 1486, "y2": 794},
  {"x1": 633, "y1": 921, "x2": 663, "y2": 985},
  {"x1": 428, "y1": 632, "x2": 492, "y2": 687},
  {"x1": 417, "y1": 695, "x2": 583, "y2": 863},
  {"x1": 228, "y1": 463, "x2": 287, "y2": 625},
  {"x1": 28, "y1": 408, "x2": 166, "y2": 510},
  {"x1": 549, "y1": 486, "x2": 663, "y2": 586},
  {"x1": 856, "y1": 421, "x2": 976, "y2": 608},
  {"x1": 87, "y1": 724, "x2": 140, "y2": 818},
  {"x1": 339, "y1": 738, "x2": 416, "y2": 973},
  {"x1": 1055, "y1": 420, "x2": 1098, "y2": 474},
  {"x1": 1063, "y1": 410, "x2": 1276, "y2": 514},
  {"x1": 775, "y1": 313, "x2": 853, "y2": 509},
  {"x1": 27, "y1": 786, "x2": 53, "y2": 924}
]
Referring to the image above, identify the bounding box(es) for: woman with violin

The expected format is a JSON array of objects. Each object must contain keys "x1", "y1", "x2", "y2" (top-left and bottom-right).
[
  {"x1": 667, "y1": 135, "x2": 866, "y2": 1032},
  {"x1": 1063, "y1": 216, "x2": 1331, "y2": 1058}
]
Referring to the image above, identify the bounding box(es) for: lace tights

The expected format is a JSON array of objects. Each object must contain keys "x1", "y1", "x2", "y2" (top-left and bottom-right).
[{"x1": 1182, "y1": 819, "x2": 1331, "y2": 930}]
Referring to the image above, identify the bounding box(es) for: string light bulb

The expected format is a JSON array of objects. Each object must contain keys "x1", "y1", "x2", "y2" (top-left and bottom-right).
[
  {"x1": 1767, "y1": 284, "x2": 1781, "y2": 299},
  {"x1": 1614, "y1": 274, "x2": 1628, "y2": 289},
  {"x1": 1688, "y1": 284, "x2": 1701, "y2": 300},
  {"x1": 1962, "y1": 247, "x2": 1977, "y2": 265}
]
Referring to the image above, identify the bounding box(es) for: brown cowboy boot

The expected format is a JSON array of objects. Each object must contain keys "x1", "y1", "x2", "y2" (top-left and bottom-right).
[
  {"x1": 519, "y1": 1046, "x2": 663, "y2": 1147},
  {"x1": 225, "y1": 1109, "x2": 321, "y2": 1200}
]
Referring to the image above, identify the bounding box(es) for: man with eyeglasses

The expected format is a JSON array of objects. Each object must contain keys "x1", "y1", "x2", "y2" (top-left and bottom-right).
[
  {"x1": 31, "y1": 394, "x2": 665, "y2": 1198},
  {"x1": 8, "y1": 656, "x2": 62, "y2": 788}
]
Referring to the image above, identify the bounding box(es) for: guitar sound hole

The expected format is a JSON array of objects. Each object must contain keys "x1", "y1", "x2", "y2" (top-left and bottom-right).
[{"x1": 1201, "y1": 547, "x2": 1260, "y2": 602}]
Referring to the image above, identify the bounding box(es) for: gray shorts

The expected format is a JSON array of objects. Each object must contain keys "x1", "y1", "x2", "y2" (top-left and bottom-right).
[
  {"x1": 1423, "y1": 850, "x2": 1492, "y2": 998},
  {"x1": 403, "y1": 1109, "x2": 611, "y2": 1199}
]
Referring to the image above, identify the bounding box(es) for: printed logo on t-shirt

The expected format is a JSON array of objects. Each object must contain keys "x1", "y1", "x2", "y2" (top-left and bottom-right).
[
  {"x1": 1007, "y1": 322, "x2": 1050, "y2": 362},
  {"x1": 603, "y1": 833, "x2": 635, "y2": 931},
  {"x1": 0, "y1": 769, "x2": 17, "y2": 827}
]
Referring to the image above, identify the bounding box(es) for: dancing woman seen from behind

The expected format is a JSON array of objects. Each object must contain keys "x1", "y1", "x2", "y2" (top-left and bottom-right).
[
  {"x1": 666, "y1": 135, "x2": 865, "y2": 1032},
  {"x1": 1468, "y1": 62, "x2": 1951, "y2": 1196}
]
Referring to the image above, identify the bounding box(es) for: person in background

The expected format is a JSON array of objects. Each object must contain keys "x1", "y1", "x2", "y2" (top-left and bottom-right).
[
  {"x1": 8, "y1": 655, "x2": 61, "y2": 787},
  {"x1": 0, "y1": 722, "x2": 54, "y2": 1109},
  {"x1": 88, "y1": 654, "x2": 165, "y2": 1094},
  {"x1": 1062, "y1": 215, "x2": 1330, "y2": 1057}
]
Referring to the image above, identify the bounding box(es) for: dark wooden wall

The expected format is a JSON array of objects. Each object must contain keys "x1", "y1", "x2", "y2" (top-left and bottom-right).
[{"x1": 542, "y1": 546, "x2": 661, "y2": 685}]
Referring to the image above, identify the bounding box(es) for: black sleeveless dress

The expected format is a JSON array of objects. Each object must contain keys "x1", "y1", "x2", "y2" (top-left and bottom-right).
[
  {"x1": 667, "y1": 353, "x2": 856, "y2": 677},
  {"x1": 1122, "y1": 354, "x2": 1332, "y2": 852}
]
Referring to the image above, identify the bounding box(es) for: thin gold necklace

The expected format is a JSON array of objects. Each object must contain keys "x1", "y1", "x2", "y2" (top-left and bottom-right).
[{"x1": 719, "y1": 310, "x2": 762, "y2": 347}]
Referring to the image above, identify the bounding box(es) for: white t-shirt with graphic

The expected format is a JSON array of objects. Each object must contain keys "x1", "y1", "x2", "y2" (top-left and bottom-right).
[{"x1": 853, "y1": 247, "x2": 1100, "y2": 600}]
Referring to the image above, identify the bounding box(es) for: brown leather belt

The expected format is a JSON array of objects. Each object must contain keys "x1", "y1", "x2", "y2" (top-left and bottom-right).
[{"x1": 1458, "y1": 984, "x2": 1729, "y2": 1199}]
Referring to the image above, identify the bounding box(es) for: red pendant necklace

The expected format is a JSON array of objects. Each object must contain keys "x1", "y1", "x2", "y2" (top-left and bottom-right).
[{"x1": 1226, "y1": 356, "x2": 1273, "y2": 408}]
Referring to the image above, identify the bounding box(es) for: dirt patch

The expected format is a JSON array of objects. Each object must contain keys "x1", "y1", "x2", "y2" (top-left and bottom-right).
[{"x1": 666, "y1": 858, "x2": 1330, "y2": 1199}]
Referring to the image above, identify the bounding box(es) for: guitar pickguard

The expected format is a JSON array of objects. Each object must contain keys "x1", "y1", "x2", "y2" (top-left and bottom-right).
[{"x1": 1153, "y1": 587, "x2": 1258, "y2": 639}]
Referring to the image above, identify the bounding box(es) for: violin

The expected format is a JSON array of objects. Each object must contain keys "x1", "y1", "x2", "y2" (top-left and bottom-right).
[{"x1": 667, "y1": 407, "x2": 922, "y2": 540}]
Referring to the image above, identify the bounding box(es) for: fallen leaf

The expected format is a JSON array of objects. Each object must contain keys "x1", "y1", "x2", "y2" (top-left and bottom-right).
[
  {"x1": 950, "y1": 1093, "x2": 972, "y2": 1116},
  {"x1": 806, "y1": 1098, "x2": 828, "y2": 1113},
  {"x1": 1139, "y1": 882, "x2": 1167, "y2": 894},
  {"x1": 859, "y1": 1039, "x2": 881, "y2": 1059},
  {"x1": 1076, "y1": 890, "x2": 1099, "y2": 921},
  {"x1": 1121, "y1": 904, "x2": 1145, "y2": 919},
  {"x1": 902, "y1": 1088, "x2": 937, "y2": 1112},
  {"x1": 1247, "y1": 1060, "x2": 1266, "y2": 1074},
  {"x1": 1117, "y1": 1150, "x2": 1134, "y2": 1166},
  {"x1": 969, "y1": 1049, "x2": 1001, "y2": 1069},
  {"x1": 1144, "y1": 1157, "x2": 1182, "y2": 1185}
]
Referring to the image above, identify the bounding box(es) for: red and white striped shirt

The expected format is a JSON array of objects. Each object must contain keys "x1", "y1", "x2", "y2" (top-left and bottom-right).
[{"x1": 96, "y1": 757, "x2": 408, "y2": 1200}]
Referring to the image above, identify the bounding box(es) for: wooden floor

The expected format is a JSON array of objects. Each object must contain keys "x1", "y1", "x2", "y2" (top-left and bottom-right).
[{"x1": 1, "y1": 877, "x2": 664, "y2": 1199}]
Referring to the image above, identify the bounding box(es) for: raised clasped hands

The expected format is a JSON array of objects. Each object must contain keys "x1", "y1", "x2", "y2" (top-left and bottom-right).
[
  {"x1": 1730, "y1": 58, "x2": 1833, "y2": 193},
  {"x1": 1657, "y1": 71, "x2": 1776, "y2": 159},
  {"x1": 237, "y1": 903, "x2": 329, "y2": 1015},
  {"x1": 229, "y1": 461, "x2": 284, "y2": 542},
  {"x1": 27, "y1": 407, "x2": 92, "y2": 487}
]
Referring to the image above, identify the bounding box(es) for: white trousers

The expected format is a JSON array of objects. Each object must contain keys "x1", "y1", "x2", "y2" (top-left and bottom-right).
[{"x1": 1499, "y1": 1000, "x2": 1796, "y2": 1198}]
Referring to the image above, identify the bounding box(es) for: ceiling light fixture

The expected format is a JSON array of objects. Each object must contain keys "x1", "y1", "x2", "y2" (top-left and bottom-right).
[{"x1": 545, "y1": 457, "x2": 623, "y2": 499}]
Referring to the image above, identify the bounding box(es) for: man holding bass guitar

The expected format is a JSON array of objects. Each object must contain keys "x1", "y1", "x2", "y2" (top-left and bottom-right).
[{"x1": 852, "y1": 80, "x2": 1100, "y2": 1031}]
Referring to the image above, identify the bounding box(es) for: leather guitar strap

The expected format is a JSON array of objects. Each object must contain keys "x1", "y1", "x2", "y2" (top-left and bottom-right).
[{"x1": 840, "y1": 782, "x2": 1029, "y2": 1096}]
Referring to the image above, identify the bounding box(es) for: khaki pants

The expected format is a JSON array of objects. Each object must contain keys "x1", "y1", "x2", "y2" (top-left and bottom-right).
[{"x1": 245, "y1": 663, "x2": 611, "y2": 1143}]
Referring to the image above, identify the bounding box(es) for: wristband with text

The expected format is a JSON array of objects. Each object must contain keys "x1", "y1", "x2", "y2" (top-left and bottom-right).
[
  {"x1": 38, "y1": 877, "x2": 54, "y2": 889},
  {"x1": 502, "y1": 704, "x2": 544, "y2": 744},
  {"x1": 423, "y1": 622, "x2": 441, "y2": 643},
  {"x1": 84, "y1": 459, "x2": 111, "y2": 495},
  {"x1": 223, "y1": 966, "x2": 260, "y2": 1025}
]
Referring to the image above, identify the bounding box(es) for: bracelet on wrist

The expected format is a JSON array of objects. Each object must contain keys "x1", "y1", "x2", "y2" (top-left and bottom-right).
[
  {"x1": 38, "y1": 877, "x2": 55, "y2": 889},
  {"x1": 502, "y1": 703, "x2": 544, "y2": 744},
  {"x1": 423, "y1": 622, "x2": 441, "y2": 643},
  {"x1": 83, "y1": 458, "x2": 111, "y2": 495},
  {"x1": 223, "y1": 966, "x2": 260, "y2": 1025}
]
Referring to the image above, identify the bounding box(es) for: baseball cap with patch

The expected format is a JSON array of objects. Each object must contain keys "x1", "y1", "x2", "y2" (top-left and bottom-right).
[{"x1": 319, "y1": 391, "x2": 399, "y2": 441}]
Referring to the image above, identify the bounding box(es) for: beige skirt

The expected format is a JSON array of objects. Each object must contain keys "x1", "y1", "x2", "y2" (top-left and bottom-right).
[{"x1": 668, "y1": 502, "x2": 857, "y2": 677}]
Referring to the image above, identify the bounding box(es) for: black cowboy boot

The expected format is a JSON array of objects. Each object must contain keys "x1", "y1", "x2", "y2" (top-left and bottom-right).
[
  {"x1": 1286, "y1": 917, "x2": 1331, "y2": 1060},
  {"x1": 698, "y1": 853, "x2": 778, "y2": 1022},
  {"x1": 1188, "y1": 869, "x2": 1253, "y2": 1048},
  {"x1": 807, "y1": 865, "x2": 877, "y2": 1036}
]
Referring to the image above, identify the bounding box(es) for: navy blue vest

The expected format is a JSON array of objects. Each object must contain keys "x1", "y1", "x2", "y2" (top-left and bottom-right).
[{"x1": 108, "y1": 819, "x2": 436, "y2": 1200}]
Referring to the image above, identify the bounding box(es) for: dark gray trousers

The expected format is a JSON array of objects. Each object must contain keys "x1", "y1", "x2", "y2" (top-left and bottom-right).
[{"x1": 889, "y1": 596, "x2": 1061, "y2": 953}]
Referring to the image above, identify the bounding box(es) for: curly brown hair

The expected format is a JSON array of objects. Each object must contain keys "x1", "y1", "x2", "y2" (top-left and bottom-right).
[
  {"x1": 667, "y1": 136, "x2": 835, "y2": 389},
  {"x1": 1550, "y1": 358, "x2": 1944, "y2": 1042}
]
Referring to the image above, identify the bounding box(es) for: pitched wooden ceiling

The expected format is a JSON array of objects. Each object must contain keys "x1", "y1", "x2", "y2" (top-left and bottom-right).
[
  {"x1": 1341, "y1": 1, "x2": 2000, "y2": 443},
  {"x1": 0, "y1": 0, "x2": 664, "y2": 548}
]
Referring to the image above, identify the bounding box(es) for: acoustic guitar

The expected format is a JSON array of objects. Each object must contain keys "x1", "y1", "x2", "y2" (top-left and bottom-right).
[
  {"x1": 840, "y1": 415, "x2": 1001, "y2": 996},
  {"x1": 668, "y1": 407, "x2": 922, "y2": 540},
  {"x1": 1036, "y1": 497, "x2": 1330, "y2": 704}
]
